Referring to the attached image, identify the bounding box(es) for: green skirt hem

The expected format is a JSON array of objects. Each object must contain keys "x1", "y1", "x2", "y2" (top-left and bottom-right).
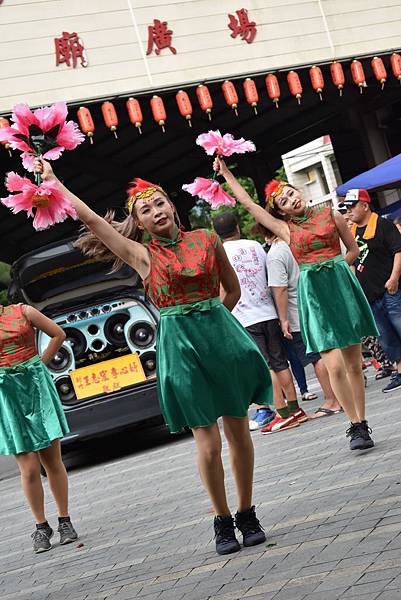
[
  {"x1": 169, "y1": 411, "x2": 249, "y2": 434},
  {"x1": 156, "y1": 302, "x2": 273, "y2": 433},
  {"x1": 1, "y1": 436, "x2": 64, "y2": 457},
  {"x1": 297, "y1": 258, "x2": 379, "y2": 354},
  {"x1": 0, "y1": 356, "x2": 70, "y2": 456}
]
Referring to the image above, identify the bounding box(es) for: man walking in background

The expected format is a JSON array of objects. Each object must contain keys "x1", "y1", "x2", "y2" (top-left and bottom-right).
[{"x1": 343, "y1": 188, "x2": 401, "y2": 393}]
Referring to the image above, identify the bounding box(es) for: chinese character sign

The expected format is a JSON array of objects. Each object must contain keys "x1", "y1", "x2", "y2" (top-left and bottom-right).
[
  {"x1": 55, "y1": 32, "x2": 88, "y2": 68},
  {"x1": 146, "y1": 19, "x2": 177, "y2": 55},
  {"x1": 228, "y1": 8, "x2": 257, "y2": 44}
]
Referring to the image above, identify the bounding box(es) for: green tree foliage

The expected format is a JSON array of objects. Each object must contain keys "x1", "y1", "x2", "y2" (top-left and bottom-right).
[
  {"x1": 0, "y1": 262, "x2": 11, "y2": 305},
  {"x1": 275, "y1": 165, "x2": 288, "y2": 182},
  {"x1": 188, "y1": 174, "x2": 262, "y2": 241},
  {"x1": 188, "y1": 164, "x2": 288, "y2": 241}
]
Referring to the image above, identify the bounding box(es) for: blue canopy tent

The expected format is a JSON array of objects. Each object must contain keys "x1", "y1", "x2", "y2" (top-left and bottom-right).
[{"x1": 336, "y1": 153, "x2": 401, "y2": 217}]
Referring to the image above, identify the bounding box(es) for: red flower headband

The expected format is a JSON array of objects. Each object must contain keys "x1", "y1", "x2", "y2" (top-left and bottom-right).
[
  {"x1": 126, "y1": 178, "x2": 166, "y2": 214},
  {"x1": 265, "y1": 179, "x2": 287, "y2": 209}
]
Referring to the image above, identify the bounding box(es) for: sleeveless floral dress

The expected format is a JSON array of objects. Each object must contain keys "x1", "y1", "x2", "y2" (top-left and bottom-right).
[
  {"x1": 288, "y1": 206, "x2": 378, "y2": 353},
  {"x1": 0, "y1": 304, "x2": 69, "y2": 455},
  {"x1": 144, "y1": 228, "x2": 272, "y2": 433}
]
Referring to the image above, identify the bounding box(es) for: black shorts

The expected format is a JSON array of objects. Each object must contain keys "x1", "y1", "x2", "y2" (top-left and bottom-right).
[
  {"x1": 246, "y1": 319, "x2": 289, "y2": 372},
  {"x1": 284, "y1": 331, "x2": 321, "y2": 367}
]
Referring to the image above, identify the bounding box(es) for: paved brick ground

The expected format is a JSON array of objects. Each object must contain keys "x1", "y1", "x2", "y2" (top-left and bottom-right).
[{"x1": 1, "y1": 367, "x2": 401, "y2": 600}]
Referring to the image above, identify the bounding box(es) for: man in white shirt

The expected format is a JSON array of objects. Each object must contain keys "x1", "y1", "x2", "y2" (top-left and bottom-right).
[
  {"x1": 265, "y1": 229, "x2": 341, "y2": 417},
  {"x1": 213, "y1": 212, "x2": 308, "y2": 433}
]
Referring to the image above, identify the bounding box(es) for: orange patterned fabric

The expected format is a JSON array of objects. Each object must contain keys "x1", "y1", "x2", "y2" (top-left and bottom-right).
[
  {"x1": 288, "y1": 206, "x2": 341, "y2": 265},
  {"x1": 0, "y1": 304, "x2": 37, "y2": 367},
  {"x1": 144, "y1": 228, "x2": 221, "y2": 308}
]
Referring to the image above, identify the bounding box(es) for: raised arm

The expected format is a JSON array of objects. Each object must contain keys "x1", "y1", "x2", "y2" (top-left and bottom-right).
[
  {"x1": 333, "y1": 210, "x2": 359, "y2": 266},
  {"x1": 213, "y1": 157, "x2": 290, "y2": 244},
  {"x1": 34, "y1": 159, "x2": 151, "y2": 279}
]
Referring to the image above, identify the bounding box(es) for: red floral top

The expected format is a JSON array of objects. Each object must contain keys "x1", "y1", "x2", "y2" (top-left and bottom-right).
[
  {"x1": 144, "y1": 229, "x2": 221, "y2": 308},
  {"x1": 0, "y1": 304, "x2": 37, "y2": 367},
  {"x1": 288, "y1": 205, "x2": 341, "y2": 265}
]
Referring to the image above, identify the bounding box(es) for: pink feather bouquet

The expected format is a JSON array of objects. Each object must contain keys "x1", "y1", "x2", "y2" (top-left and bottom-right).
[
  {"x1": 0, "y1": 102, "x2": 84, "y2": 230},
  {"x1": 182, "y1": 130, "x2": 255, "y2": 208}
]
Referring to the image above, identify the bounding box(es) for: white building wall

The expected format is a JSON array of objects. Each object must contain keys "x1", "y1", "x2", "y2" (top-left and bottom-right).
[
  {"x1": 282, "y1": 137, "x2": 341, "y2": 206},
  {"x1": 0, "y1": 0, "x2": 401, "y2": 112}
]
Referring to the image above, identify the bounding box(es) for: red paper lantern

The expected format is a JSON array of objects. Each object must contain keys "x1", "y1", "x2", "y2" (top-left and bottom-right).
[
  {"x1": 390, "y1": 52, "x2": 401, "y2": 84},
  {"x1": 351, "y1": 60, "x2": 366, "y2": 93},
  {"x1": 150, "y1": 95, "x2": 167, "y2": 132},
  {"x1": 126, "y1": 97, "x2": 143, "y2": 134},
  {"x1": 371, "y1": 56, "x2": 387, "y2": 89},
  {"x1": 222, "y1": 80, "x2": 239, "y2": 116},
  {"x1": 196, "y1": 84, "x2": 213, "y2": 120},
  {"x1": 0, "y1": 117, "x2": 12, "y2": 155},
  {"x1": 101, "y1": 101, "x2": 118, "y2": 138},
  {"x1": 287, "y1": 71, "x2": 302, "y2": 104},
  {"x1": 265, "y1": 74, "x2": 280, "y2": 108},
  {"x1": 330, "y1": 61, "x2": 345, "y2": 96},
  {"x1": 176, "y1": 90, "x2": 193, "y2": 127},
  {"x1": 309, "y1": 65, "x2": 324, "y2": 100},
  {"x1": 243, "y1": 78, "x2": 259, "y2": 114},
  {"x1": 77, "y1": 106, "x2": 95, "y2": 143}
]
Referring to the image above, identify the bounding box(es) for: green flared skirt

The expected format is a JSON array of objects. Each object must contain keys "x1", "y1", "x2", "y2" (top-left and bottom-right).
[
  {"x1": 156, "y1": 297, "x2": 273, "y2": 433},
  {"x1": 0, "y1": 355, "x2": 70, "y2": 455},
  {"x1": 297, "y1": 255, "x2": 379, "y2": 354}
]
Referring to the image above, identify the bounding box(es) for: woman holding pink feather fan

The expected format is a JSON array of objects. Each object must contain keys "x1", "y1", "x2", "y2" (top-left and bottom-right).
[{"x1": 33, "y1": 129, "x2": 271, "y2": 554}]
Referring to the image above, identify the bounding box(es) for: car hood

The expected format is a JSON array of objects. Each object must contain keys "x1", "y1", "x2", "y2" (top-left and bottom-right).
[{"x1": 9, "y1": 237, "x2": 141, "y2": 314}]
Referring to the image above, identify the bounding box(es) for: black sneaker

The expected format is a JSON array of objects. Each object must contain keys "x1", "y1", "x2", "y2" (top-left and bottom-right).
[
  {"x1": 235, "y1": 506, "x2": 266, "y2": 547},
  {"x1": 213, "y1": 515, "x2": 241, "y2": 555},
  {"x1": 346, "y1": 422, "x2": 375, "y2": 450},
  {"x1": 382, "y1": 373, "x2": 401, "y2": 393},
  {"x1": 31, "y1": 526, "x2": 53, "y2": 553},
  {"x1": 58, "y1": 520, "x2": 78, "y2": 545}
]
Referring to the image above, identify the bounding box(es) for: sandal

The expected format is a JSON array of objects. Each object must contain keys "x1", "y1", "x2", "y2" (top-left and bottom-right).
[
  {"x1": 312, "y1": 407, "x2": 336, "y2": 418},
  {"x1": 301, "y1": 392, "x2": 318, "y2": 401},
  {"x1": 375, "y1": 368, "x2": 394, "y2": 380}
]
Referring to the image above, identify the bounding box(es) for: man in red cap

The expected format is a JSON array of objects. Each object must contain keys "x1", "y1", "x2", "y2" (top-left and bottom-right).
[{"x1": 341, "y1": 188, "x2": 401, "y2": 392}]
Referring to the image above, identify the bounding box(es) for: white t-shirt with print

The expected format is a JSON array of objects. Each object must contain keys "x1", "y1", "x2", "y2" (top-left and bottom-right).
[{"x1": 223, "y1": 239, "x2": 277, "y2": 327}]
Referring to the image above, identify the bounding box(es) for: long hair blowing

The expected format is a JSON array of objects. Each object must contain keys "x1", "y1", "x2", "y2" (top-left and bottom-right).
[
  {"x1": 75, "y1": 195, "x2": 182, "y2": 272},
  {"x1": 74, "y1": 209, "x2": 144, "y2": 272}
]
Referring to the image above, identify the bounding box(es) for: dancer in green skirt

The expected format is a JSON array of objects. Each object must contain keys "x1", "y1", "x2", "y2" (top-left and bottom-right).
[
  {"x1": 0, "y1": 303, "x2": 78, "y2": 553},
  {"x1": 214, "y1": 157, "x2": 378, "y2": 452},
  {"x1": 34, "y1": 158, "x2": 272, "y2": 556}
]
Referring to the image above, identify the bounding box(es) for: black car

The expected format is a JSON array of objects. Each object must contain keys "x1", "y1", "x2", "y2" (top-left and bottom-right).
[{"x1": 9, "y1": 237, "x2": 163, "y2": 447}]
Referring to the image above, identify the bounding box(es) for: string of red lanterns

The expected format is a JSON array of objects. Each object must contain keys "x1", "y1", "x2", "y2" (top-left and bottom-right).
[
  {"x1": 3, "y1": 52, "x2": 399, "y2": 154},
  {"x1": 75, "y1": 52, "x2": 401, "y2": 140}
]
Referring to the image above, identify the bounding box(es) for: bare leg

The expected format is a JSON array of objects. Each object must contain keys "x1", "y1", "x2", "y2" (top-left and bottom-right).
[
  {"x1": 222, "y1": 416, "x2": 254, "y2": 512},
  {"x1": 341, "y1": 344, "x2": 366, "y2": 422},
  {"x1": 275, "y1": 367, "x2": 297, "y2": 402},
  {"x1": 311, "y1": 359, "x2": 342, "y2": 417},
  {"x1": 192, "y1": 423, "x2": 230, "y2": 516},
  {"x1": 15, "y1": 451, "x2": 46, "y2": 523},
  {"x1": 39, "y1": 440, "x2": 69, "y2": 517},
  {"x1": 271, "y1": 370, "x2": 286, "y2": 409},
  {"x1": 320, "y1": 348, "x2": 360, "y2": 422}
]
